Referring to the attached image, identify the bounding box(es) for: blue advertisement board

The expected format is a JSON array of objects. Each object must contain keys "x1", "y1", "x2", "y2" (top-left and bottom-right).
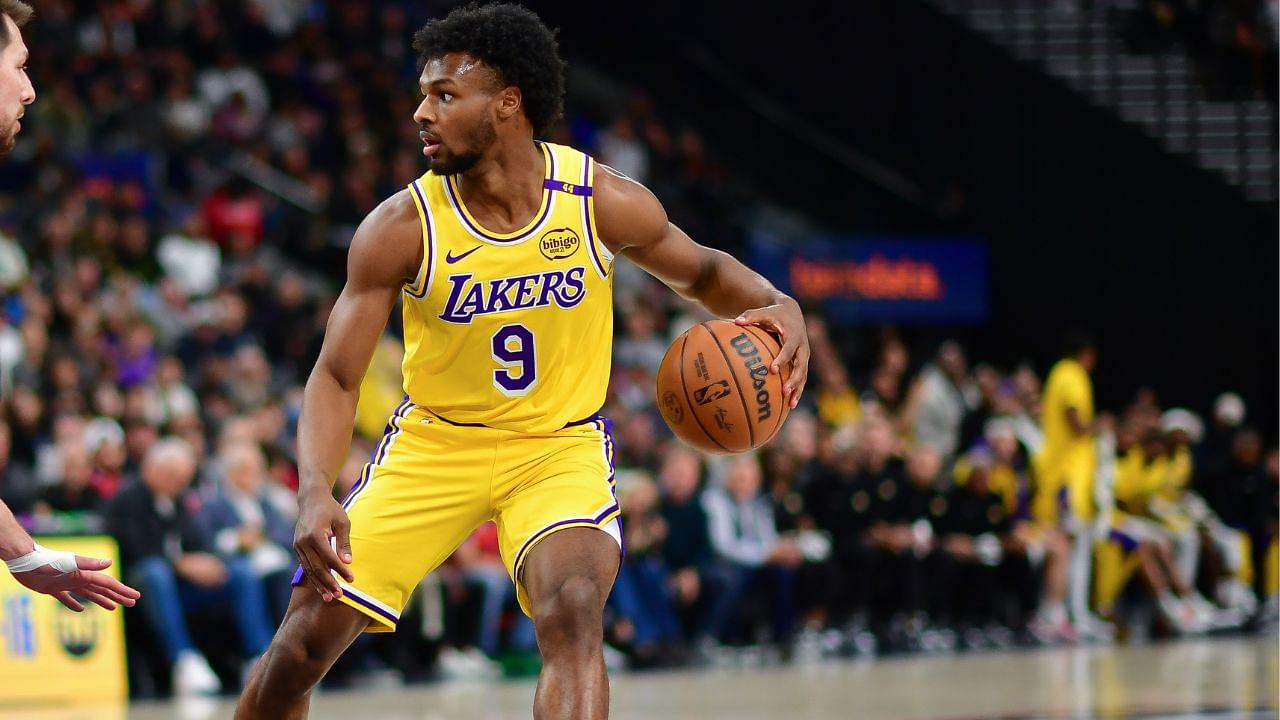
[{"x1": 749, "y1": 235, "x2": 988, "y2": 324}]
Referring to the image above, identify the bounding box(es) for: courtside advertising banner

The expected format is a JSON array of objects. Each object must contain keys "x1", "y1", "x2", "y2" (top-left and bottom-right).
[{"x1": 0, "y1": 537, "x2": 128, "y2": 707}]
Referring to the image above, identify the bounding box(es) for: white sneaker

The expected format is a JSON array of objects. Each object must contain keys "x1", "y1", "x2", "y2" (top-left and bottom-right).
[
  {"x1": 173, "y1": 650, "x2": 221, "y2": 696},
  {"x1": 602, "y1": 642, "x2": 628, "y2": 672},
  {"x1": 1216, "y1": 579, "x2": 1258, "y2": 616},
  {"x1": 1185, "y1": 593, "x2": 1221, "y2": 631},
  {"x1": 461, "y1": 647, "x2": 501, "y2": 679},
  {"x1": 1157, "y1": 593, "x2": 1202, "y2": 634},
  {"x1": 1075, "y1": 613, "x2": 1116, "y2": 642}
]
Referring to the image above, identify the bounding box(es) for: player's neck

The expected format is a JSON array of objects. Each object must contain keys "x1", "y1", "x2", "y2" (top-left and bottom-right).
[{"x1": 454, "y1": 136, "x2": 544, "y2": 229}]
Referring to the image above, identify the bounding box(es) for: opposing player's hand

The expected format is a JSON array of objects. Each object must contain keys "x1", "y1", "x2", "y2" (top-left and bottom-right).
[
  {"x1": 735, "y1": 297, "x2": 809, "y2": 409},
  {"x1": 294, "y1": 491, "x2": 355, "y2": 602},
  {"x1": 12, "y1": 551, "x2": 141, "y2": 612}
]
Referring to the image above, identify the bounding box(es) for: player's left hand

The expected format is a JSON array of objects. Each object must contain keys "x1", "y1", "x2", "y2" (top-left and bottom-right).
[
  {"x1": 735, "y1": 297, "x2": 809, "y2": 409},
  {"x1": 11, "y1": 546, "x2": 141, "y2": 612}
]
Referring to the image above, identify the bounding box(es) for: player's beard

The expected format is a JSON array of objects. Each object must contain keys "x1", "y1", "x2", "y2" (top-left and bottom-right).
[
  {"x1": 428, "y1": 115, "x2": 497, "y2": 176},
  {"x1": 0, "y1": 122, "x2": 15, "y2": 156}
]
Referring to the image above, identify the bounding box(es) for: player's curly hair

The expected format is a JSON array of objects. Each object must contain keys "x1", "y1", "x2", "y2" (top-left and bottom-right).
[{"x1": 412, "y1": 3, "x2": 566, "y2": 137}]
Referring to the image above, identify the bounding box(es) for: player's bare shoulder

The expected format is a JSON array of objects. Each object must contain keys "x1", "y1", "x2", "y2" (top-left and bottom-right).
[
  {"x1": 591, "y1": 162, "x2": 668, "y2": 255},
  {"x1": 347, "y1": 188, "x2": 426, "y2": 288}
]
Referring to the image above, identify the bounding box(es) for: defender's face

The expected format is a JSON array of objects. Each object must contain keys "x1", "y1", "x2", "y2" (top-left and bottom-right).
[
  {"x1": 413, "y1": 52, "x2": 499, "y2": 175},
  {"x1": 0, "y1": 16, "x2": 33, "y2": 156}
]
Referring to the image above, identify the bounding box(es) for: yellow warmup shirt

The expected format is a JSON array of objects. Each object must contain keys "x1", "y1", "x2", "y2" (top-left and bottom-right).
[{"x1": 1034, "y1": 358, "x2": 1096, "y2": 521}]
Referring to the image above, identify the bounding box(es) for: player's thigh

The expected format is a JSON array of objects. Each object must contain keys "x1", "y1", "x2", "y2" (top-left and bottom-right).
[
  {"x1": 337, "y1": 410, "x2": 493, "y2": 630},
  {"x1": 493, "y1": 422, "x2": 621, "y2": 615}
]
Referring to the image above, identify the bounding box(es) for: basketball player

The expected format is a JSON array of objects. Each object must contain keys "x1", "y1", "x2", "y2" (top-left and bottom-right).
[
  {"x1": 0, "y1": 1, "x2": 141, "y2": 614},
  {"x1": 1033, "y1": 332, "x2": 1113, "y2": 639},
  {"x1": 237, "y1": 4, "x2": 808, "y2": 718}
]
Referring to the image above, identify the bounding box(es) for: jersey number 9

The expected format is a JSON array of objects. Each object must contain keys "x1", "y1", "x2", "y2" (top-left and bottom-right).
[{"x1": 491, "y1": 324, "x2": 536, "y2": 396}]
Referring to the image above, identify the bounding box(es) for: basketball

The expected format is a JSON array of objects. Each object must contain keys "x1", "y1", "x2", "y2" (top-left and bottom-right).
[{"x1": 656, "y1": 319, "x2": 791, "y2": 454}]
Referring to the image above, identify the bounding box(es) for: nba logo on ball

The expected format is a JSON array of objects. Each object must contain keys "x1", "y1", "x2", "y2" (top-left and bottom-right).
[{"x1": 692, "y1": 380, "x2": 731, "y2": 405}]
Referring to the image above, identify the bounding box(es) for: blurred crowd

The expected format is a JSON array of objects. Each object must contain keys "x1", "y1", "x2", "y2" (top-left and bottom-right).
[
  {"x1": 1105, "y1": 0, "x2": 1279, "y2": 100},
  {"x1": 0, "y1": 0, "x2": 1273, "y2": 700}
]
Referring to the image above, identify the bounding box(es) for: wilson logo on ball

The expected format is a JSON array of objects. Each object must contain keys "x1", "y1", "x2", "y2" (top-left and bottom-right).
[
  {"x1": 661, "y1": 391, "x2": 684, "y2": 422},
  {"x1": 692, "y1": 380, "x2": 731, "y2": 405},
  {"x1": 730, "y1": 333, "x2": 774, "y2": 421}
]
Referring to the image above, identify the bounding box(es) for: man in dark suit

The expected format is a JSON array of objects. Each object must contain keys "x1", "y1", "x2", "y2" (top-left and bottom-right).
[{"x1": 107, "y1": 438, "x2": 275, "y2": 696}]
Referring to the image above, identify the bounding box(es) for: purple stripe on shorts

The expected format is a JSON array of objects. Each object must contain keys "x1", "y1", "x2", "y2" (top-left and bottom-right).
[
  {"x1": 340, "y1": 399, "x2": 412, "y2": 509},
  {"x1": 342, "y1": 589, "x2": 399, "y2": 624},
  {"x1": 512, "y1": 503, "x2": 622, "y2": 576}
]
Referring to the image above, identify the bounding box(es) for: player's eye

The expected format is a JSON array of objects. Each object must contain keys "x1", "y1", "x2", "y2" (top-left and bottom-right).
[{"x1": 441, "y1": 93, "x2": 453, "y2": 103}]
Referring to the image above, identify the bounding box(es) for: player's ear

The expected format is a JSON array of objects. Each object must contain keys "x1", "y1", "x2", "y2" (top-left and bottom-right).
[{"x1": 496, "y1": 86, "x2": 522, "y2": 121}]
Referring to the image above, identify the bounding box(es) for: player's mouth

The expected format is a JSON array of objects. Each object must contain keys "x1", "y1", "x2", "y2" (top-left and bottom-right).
[{"x1": 420, "y1": 130, "x2": 442, "y2": 158}]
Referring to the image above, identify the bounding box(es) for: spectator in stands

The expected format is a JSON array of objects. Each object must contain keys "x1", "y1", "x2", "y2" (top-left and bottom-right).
[
  {"x1": 39, "y1": 441, "x2": 102, "y2": 514},
  {"x1": 959, "y1": 363, "x2": 1001, "y2": 453},
  {"x1": 107, "y1": 438, "x2": 274, "y2": 696},
  {"x1": 936, "y1": 448, "x2": 1011, "y2": 647},
  {"x1": 808, "y1": 424, "x2": 877, "y2": 643},
  {"x1": 904, "y1": 340, "x2": 971, "y2": 462},
  {"x1": 866, "y1": 442, "x2": 947, "y2": 650},
  {"x1": 85, "y1": 416, "x2": 127, "y2": 500},
  {"x1": 0, "y1": 418, "x2": 37, "y2": 515},
  {"x1": 976, "y1": 419, "x2": 1075, "y2": 642},
  {"x1": 199, "y1": 442, "x2": 296, "y2": 621},
  {"x1": 610, "y1": 470, "x2": 681, "y2": 667},
  {"x1": 1201, "y1": 391, "x2": 1246, "y2": 467},
  {"x1": 806, "y1": 316, "x2": 859, "y2": 429},
  {"x1": 657, "y1": 446, "x2": 713, "y2": 639},
  {"x1": 702, "y1": 454, "x2": 801, "y2": 648},
  {"x1": 1198, "y1": 427, "x2": 1274, "y2": 604}
]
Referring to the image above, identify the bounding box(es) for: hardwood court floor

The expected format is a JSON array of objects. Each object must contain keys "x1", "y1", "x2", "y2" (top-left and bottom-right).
[{"x1": 10, "y1": 636, "x2": 1276, "y2": 720}]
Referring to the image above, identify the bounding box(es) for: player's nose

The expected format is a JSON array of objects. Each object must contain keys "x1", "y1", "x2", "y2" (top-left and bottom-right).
[{"x1": 413, "y1": 97, "x2": 434, "y2": 125}]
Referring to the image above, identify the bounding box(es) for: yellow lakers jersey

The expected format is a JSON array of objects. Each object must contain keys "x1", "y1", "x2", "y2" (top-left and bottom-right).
[{"x1": 400, "y1": 141, "x2": 614, "y2": 433}]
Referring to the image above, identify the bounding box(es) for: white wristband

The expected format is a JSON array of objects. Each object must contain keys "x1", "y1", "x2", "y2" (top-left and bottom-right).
[{"x1": 5, "y1": 543, "x2": 78, "y2": 574}]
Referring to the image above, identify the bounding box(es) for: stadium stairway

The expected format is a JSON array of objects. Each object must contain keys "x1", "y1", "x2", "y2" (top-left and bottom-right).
[{"x1": 927, "y1": 0, "x2": 1278, "y2": 203}]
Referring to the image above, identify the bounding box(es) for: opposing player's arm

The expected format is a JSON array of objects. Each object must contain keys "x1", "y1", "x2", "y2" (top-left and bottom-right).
[
  {"x1": 593, "y1": 165, "x2": 809, "y2": 407},
  {"x1": 294, "y1": 190, "x2": 423, "y2": 601}
]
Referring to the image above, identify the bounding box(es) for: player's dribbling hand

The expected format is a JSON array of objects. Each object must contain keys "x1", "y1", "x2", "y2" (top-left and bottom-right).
[
  {"x1": 735, "y1": 297, "x2": 810, "y2": 409},
  {"x1": 294, "y1": 491, "x2": 355, "y2": 602}
]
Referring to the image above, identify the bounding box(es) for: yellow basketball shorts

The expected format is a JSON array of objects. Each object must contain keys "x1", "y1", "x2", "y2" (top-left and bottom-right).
[{"x1": 294, "y1": 399, "x2": 621, "y2": 633}]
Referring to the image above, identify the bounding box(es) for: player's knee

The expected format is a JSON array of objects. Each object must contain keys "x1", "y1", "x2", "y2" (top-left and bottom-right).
[
  {"x1": 533, "y1": 575, "x2": 605, "y2": 649},
  {"x1": 258, "y1": 628, "x2": 334, "y2": 695}
]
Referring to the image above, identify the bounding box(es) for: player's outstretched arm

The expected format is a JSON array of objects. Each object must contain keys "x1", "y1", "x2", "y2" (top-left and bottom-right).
[
  {"x1": 594, "y1": 165, "x2": 809, "y2": 409},
  {"x1": 1, "y1": 499, "x2": 141, "y2": 611},
  {"x1": 294, "y1": 190, "x2": 423, "y2": 602}
]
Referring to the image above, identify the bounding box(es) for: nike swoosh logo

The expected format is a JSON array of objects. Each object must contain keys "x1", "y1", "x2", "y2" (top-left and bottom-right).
[{"x1": 445, "y1": 246, "x2": 482, "y2": 264}]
